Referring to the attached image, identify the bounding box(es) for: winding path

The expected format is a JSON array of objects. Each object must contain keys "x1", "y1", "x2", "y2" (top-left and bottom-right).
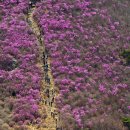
[{"x1": 26, "y1": 7, "x2": 59, "y2": 130}]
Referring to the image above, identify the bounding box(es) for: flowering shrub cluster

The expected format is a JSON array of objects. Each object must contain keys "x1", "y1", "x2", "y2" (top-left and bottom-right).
[
  {"x1": 0, "y1": 0, "x2": 44, "y2": 129},
  {"x1": 34, "y1": 0, "x2": 130, "y2": 129}
]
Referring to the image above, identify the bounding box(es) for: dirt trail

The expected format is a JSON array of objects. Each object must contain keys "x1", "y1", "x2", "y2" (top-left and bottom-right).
[{"x1": 26, "y1": 7, "x2": 59, "y2": 130}]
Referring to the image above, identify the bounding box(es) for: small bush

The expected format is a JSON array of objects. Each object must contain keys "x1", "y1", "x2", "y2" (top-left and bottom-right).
[
  {"x1": 121, "y1": 50, "x2": 130, "y2": 65},
  {"x1": 122, "y1": 117, "x2": 130, "y2": 129},
  {"x1": 0, "y1": 60, "x2": 18, "y2": 71},
  {"x1": 0, "y1": 29, "x2": 7, "y2": 40}
]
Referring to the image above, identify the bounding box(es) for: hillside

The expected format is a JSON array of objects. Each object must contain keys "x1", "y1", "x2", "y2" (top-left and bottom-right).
[{"x1": 0, "y1": 0, "x2": 130, "y2": 130}]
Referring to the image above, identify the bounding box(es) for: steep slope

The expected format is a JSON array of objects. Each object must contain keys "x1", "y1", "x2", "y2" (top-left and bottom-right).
[{"x1": 27, "y1": 7, "x2": 59, "y2": 130}]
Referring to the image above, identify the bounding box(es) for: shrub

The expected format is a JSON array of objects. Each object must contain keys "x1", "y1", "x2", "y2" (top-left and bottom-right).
[
  {"x1": 0, "y1": 0, "x2": 42, "y2": 127},
  {"x1": 91, "y1": 116, "x2": 127, "y2": 130},
  {"x1": 122, "y1": 117, "x2": 130, "y2": 129},
  {"x1": 121, "y1": 50, "x2": 130, "y2": 65},
  {"x1": 34, "y1": 0, "x2": 130, "y2": 129}
]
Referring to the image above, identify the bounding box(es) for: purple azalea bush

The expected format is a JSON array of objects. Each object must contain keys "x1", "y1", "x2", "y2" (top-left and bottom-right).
[
  {"x1": 0, "y1": 0, "x2": 130, "y2": 129},
  {"x1": 34, "y1": 0, "x2": 130, "y2": 129},
  {"x1": 0, "y1": 0, "x2": 46, "y2": 129}
]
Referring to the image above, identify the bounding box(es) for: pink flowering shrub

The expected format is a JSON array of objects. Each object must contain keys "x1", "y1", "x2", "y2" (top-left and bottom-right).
[
  {"x1": 0, "y1": 0, "x2": 45, "y2": 128},
  {"x1": 1, "y1": 0, "x2": 130, "y2": 129},
  {"x1": 34, "y1": 0, "x2": 130, "y2": 129}
]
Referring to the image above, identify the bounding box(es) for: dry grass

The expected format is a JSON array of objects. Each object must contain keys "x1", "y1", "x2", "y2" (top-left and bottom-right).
[{"x1": 91, "y1": 116, "x2": 128, "y2": 130}]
